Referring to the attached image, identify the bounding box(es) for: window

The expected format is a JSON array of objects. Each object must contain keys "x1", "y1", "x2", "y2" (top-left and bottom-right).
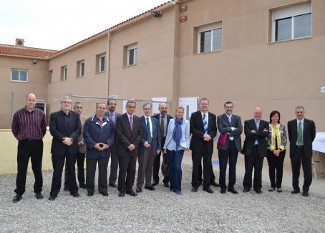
[
  {"x1": 197, "y1": 23, "x2": 222, "y2": 54},
  {"x1": 96, "y1": 53, "x2": 106, "y2": 72},
  {"x1": 77, "y1": 60, "x2": 85, "y2": 77},
  {"x1": 11, "y1": 69, "x2": 28, "y2": 82},
  {"x1": 60, "y1": 66, "x2": 67, "y2": 81},
  {"x1": 271, "y1": 3, "x2": 311, "y2": 42},
  {"x1": 124, "y1": 43, "x2": 138, "y2": 66}
]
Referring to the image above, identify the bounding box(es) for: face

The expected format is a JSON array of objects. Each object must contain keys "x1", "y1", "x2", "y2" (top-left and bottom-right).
[
  {"x1": 199, "y1": 100, "x2": 209, "y2": 112},
  {"x1": 96, "y1": 103, "x2": 107, "y2": 117},
  {"x1": 26, "y1": 93, "x2": 36, "y2": 111},
  {"x1": 224, "y1": 103, "x2": 234, "y2": 115},
  {"x1": 73, "y1": 104, "x2": 83, "y2": 114},
  {"x1": 107, "y1": 100, "x2": 116, "y2": 112},
  {"x1": 159, "y1": 103, "x2": 168, "y2": 115},
  {"x1": 126, "y1": 102, "x2": 136, "y2": 115},
  {"x1": 143, "y1": 104, "x2": 151, "y2": 116},
  {"x1": 175, "y1": 108, "x2": 184, "y2": 119},
  {"x1": 295, "y1": 108, "x2": 305, "y2": 120},
  {"x1": 61, "y1": 98, "x2": 72, "y2": 112},
  {"x1": 254, "y1": 107, "x2": 263, "y2": 120},
  {"x1": 271, "y1": 113, "x2": 279, "y2": 124}
]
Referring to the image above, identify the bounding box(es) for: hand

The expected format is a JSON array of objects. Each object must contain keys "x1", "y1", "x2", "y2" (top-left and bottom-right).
[
  {"x1": 231, "y1": 127, "x2": 236, "y2": 131},
  {"x1": 156, "y1": 150, "x2": 160, "y2": 155},
  {"x1": 128, "y1": 144, "x2": 136, "y2": 151},
  {"x1": 251, "y1": 130, "x2": 256, "y2": 133},
  {"x1": 273, "y1": 149, "x2": 280, "y2": 156},
  {"x1": 62, "y1": 137, "x2": 73, "y2": 146},
  {"x1": 94, "y1": 143, "x2": 104, "y2": 151},
  {"x1": 203, "y1": 134, "x2": 212, "y2": 141},
  {"x1": 144, "y1": 141, "x2": 151, "y2": 148}
]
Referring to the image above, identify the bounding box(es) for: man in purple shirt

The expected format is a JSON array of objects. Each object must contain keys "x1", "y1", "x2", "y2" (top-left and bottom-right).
[{"x1": 11, "y1": 93, "x2": 47, "y2": 203}]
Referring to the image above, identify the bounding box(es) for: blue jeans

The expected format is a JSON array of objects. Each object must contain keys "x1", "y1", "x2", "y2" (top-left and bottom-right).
[{"x1": 167, "y1": 149, "x2": 184, "y2": 192}]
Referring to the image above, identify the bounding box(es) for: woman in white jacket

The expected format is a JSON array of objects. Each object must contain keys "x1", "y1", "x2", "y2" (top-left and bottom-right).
[{"x1": 164, "y1": 106, "x2": 190, "y2": 195}]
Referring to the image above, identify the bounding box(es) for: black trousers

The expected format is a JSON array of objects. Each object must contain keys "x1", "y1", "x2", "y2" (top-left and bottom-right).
[
  {"x1": 267, "y1": 150, "x2": 285, "y2": 189},
  {"x1": 191, "y1": 146, "x2": 212, "y2": 189},
  {"x1": 118, "y1": 155, "x2": 137, "y2": 192},
  {"x1": 109, "y1": 145, "x2": 119, "y2": 185},
  {"x1": 198, "y1": 163, "x2": 216, "y2": 184},
  {"x1": 218, "y1": 141, "x2": 238, "y2": 190},
  {"x1": 50, "y1": 151, "x2": 78, "y2": 197},
  {"x1": 15, "y1": 140, "x2": 43, "y2": 195},
  {"x1": 64, "y1": 152, "x2": 85, "y2": 188},
  {"x1": 243, "y1": 146, "x2": 264, "y2": 191},
  {"x1": 152, "y1": 140, "x2": 169, "y2": 184},
  {"x1": 86, "y1": 157, "x2": 109, "y2": 193},
  {"x1": 291, "y1": 146, "x2": 312, "y2": 192}
]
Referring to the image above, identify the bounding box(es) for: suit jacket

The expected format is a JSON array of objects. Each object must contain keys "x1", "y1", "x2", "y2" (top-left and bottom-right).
[
  {"x1": 190, "y1": 111, "x2": 217, "y2": 154},
  {"x1": 138, "y1": 116, "x2": 161, "y2": 155},
  {"x1": 217, "y1": 113, "x2": 242, "y2": 151},
  {"x1": 287, "y1": 118, "x2": 316, "y2": 158},
  {"x1": 153, "y1": 114, "x2": 172, "y2": 150},
  {"x1": 242, "y1": 118, "x2": 269, "y2": 157},
  {"x1": 49, "y1": 110, "x2": 81, "y2": 155},
  {"x1": 116, "y1": 113, "x2": 142, "y2": 157},
  {"x1": 105, "y1": 111, "x2": 121, "y2": 154}
]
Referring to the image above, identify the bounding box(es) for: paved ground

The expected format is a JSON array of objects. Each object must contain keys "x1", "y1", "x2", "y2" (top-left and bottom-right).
[{"x1": 0, "y1": 154, "x2": 324, "y2": 233}]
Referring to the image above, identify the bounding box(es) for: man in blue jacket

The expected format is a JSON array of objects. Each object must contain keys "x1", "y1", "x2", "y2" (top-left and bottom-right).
[{"x1": 83, "y1": 102, "x2": 115, "y2": 196}]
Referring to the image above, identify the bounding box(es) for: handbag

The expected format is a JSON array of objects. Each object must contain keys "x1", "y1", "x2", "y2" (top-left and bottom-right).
[{"x1": 218, "y1": 133, "x2": 227, "y2": 146}]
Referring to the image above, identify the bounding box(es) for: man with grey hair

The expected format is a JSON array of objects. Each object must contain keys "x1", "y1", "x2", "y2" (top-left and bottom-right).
[
  {"x1": 288, "y1": 105, "x2": 316, "y2": 197},
  {"x1": 48, "y1": 96, "x2": 81, "y2": 200}
]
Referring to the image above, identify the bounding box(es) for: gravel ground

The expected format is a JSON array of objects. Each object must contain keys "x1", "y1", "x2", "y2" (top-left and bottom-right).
[{"x1": 0, "y1": 165, "x2": 324, "y2": 233}]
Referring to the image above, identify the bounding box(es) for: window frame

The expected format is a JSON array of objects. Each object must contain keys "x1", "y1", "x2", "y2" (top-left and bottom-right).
[
  {"x1": 97, "y1": 53, "x2": 106, "y2": 73},
  {"x1": 125, "y1": 43, "x2": 138, "y2": 66},
  {"x1": 77, "y1": 60, "x2": 85, "y2": 77},
  {"x1": 11, "y1": 68, "x2": 28, "y2": 82},
  {"x1": 60, "y1": 65, "x2": 68, "y2": 81},
  {"x1": 196, "y1": 23, "x2": 223, "y2": 54}
]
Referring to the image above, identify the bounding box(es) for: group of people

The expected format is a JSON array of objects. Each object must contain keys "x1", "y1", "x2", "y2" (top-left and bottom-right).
[{"x1": 11, "y1": 93, "x2": 316, "y2": 203}]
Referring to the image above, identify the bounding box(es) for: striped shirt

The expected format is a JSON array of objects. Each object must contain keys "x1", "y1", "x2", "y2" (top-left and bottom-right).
[{"x1": 12, "y1": 107, "x2": 46, "y2": 141}]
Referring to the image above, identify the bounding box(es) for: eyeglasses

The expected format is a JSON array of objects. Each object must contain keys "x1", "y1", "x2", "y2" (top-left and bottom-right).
[{"x1": 75, "y1": 106, "x2": 82, "y2": 109}]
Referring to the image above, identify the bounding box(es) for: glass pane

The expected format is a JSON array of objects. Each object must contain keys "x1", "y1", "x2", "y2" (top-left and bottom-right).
[
  {"x1": 200, "y1": 31, "x2": 211, "y2": 53},
  {"x1": 11, "y1": 70, "x2": 19, "y2": 80},
  {"x1": 20, "y1": 71, "x2": 27, "y2": 81},
  {"x1": 128, "y1": 49, "x2": 134, "y2": 65},
  {"x1": 133, "y1": 48, "x2": 137, "y2": 64},
  {"x1": 212, "y1": 28, "x2": 222, "y2": 51},
  {"x1": 276, "y1": 17, "x2": 292, "y2": 41},
  {"x1": 100, "y1": 56, "x2": 105, "y2": 71},
  {"x1": 294, "y1": 13, "x2": 311, "y2": 38}
]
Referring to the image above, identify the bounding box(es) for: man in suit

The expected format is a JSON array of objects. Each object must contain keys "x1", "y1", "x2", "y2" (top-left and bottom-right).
[
  {"x1": 116, "y1": 100, "x2": 142, "y2": 197},
  {"x1": 136, "y1": 103, "x2": 161, "y2": 193},
  {"x1": 288, "y1": 105, "x2": 316, "y2": 197},
  {"x1": 242, "y1": 107, "x2": 269, "y2": 194},
  {"x1": 106, "y1": 99, "x2": 121, "y2": 188},
  {"x1": 49, "y1": 96, "x2": 81, "y2": 200},
  {"x1": 217, "y1": 101, "x2": 243, "y2": 194},
  {"x1": 152, "y1": 103, "x2": 172, "y2": 187},
  {"x1": 190, "y1": 98, "x2": 217, "y2": 194}
]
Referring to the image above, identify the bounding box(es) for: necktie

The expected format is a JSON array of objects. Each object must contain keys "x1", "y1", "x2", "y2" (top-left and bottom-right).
[
  {"x1": 160, "y1": 115, "x2": 165, "y2": 137},
  {"x1": 255, "y1": 120, "x2": 260, "y2": 130},
  {"x1": 203, "y1": 113, "x2": 208, "y2": 133},
  {"x1": 109, "y1": 113, "x2": 114, "y2": 123},
  {"x1": 297, "y1": 121, "x2": 303, "y2": 145},
  {"x1": 129, "y1": 116, "x2": 133, "y2": 130},
  {"x1": 146, "y1": 117, "x2": 152, "y2": 142},
  {"x1": 228, "y1": 115, "x2": 231, "y2": 124}
]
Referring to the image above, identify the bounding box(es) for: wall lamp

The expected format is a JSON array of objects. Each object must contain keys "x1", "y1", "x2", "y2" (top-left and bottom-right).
[
  {"x1": 150, "y1": 10, "x2": 163, "y2": 17},
  {"x1": 32, "y1": 59, "x2": 37, "y2": 64}
]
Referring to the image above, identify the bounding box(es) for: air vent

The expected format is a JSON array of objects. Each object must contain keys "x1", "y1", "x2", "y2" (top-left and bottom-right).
[{"x1": 15, "y1": 38, "x2": 24, "y2": 46}]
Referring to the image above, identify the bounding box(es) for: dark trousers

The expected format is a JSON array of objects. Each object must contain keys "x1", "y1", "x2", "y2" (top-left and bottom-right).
[
  {"x1": 118, "y1": 155, "x2": 137, "y2": 192},
  {"x1": 50, "y1": 151, "x2": 78, "y2": 197},
  {"x1": 267, "y1": 150, "x2": 285, "y2": 189},
  {"x1": 218, "y1": 141, "x2": 238, "y2": 190},
  {"x1": 64, "y1": 152, "x2": 85, "y2": 188},
  {"x1": 167, "y1": 149, "x2": 184, "y2": 192},
  {"x1": 291, "y1": 146, "x2": 312, "y2": 192},
  {"x1": 191, "y1": 147, "x2": 212, "y2": 189},
  {"x1": 86, "y1": 157, "x2": 109, "y2": 193},
  {"x1": 137, "y1": 147, "x2": 155, "y2": 188},
  {"x1": 243, "y1": 146, "x2": 264, "y2": 191},
  {"x1": 15, "y1": 140, "x2": 43, "y2": 195},
  {"x1": 153, "y1": 147, "x2": 169, "y2": 184},
  {"x1": 109, "y1": 145, "x2": 119, "y2": 185}
]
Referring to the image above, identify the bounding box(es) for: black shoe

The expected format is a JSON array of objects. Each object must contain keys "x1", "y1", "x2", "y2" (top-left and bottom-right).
[
  {"x1": 152, "y1": 181, "x2": 159, "y2": 186},
  {"x1": 79, "y1": 183, "x2": 86, "y2": 189},
  {"x1": 87, "y1": 192, "x2": 94, "y2": 196},
  {"x1": 145, "y1": 186, "x2": 155, "y2": 191},
  {"x1": 164, "y1": 183, "x2": 170, "y2": 188},
  {"x1": 109, "y1": 183, "x2": 117, "y2": 188},
  {"x1": 277, "y1": 188, "x2": 282, "y2": 193},
  {"x1": 71, "y1": 192, "x2": 80, "y2": 197},
  {"x1": 99, "y1": 192, "x2": 108, "y2": 196},
  {"x1": 203, "y1": 187, "x2": 214, "y2": 194},
  {"x1": 13, "y1": 194, "x2": 22, "y2": 203},
  {"x1": 268, "y1": 187, "x2": 275, "y2": 192},
  {"x1": 48, "y1": 195, "x2": 56, "y2": 201},
  {"x1": 291, "y1": 189, "x2": 300, "y2": 194},
  {"x1": 118, "y1": 191, "x2": 125, "y2": 197},
  {"x1": 191, "y1": 187, "x2": 198, "y2": 192},
  {"x1": 228, "y1": 188, "x2": 238, "y2": 194},
  {"x1": 35, "y1": 193, "x2": 44, "y2": 199},
  {"x1": 63, "y1": 187, "x2": 69, "y2": 191},
  {"x1": 220, "y1": 189, "x2": 227, "y2": 194},
  {"x1": 126, "y1": 190, "x2": 137, "y2": 196},
  {"x1": 255, "y1": 189, "x2": 262, "y2": 194},
  {"x1": 211, "y1": 181, "x2": 220, "y2": 187},
  {"x1": 243, "y1": 188, "x2": 250, "y2": 193},
  {"x1": 136, "y1": 187, "x2": 142, "y2": 193},
  {"x1": 302, "y1": 191, "x2": 309, "y2": 197}
]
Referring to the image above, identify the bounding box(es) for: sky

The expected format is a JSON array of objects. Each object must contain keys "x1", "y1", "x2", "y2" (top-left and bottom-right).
[{"x1": 0, "y1": 0, "x2": 168, "y2": 50}]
